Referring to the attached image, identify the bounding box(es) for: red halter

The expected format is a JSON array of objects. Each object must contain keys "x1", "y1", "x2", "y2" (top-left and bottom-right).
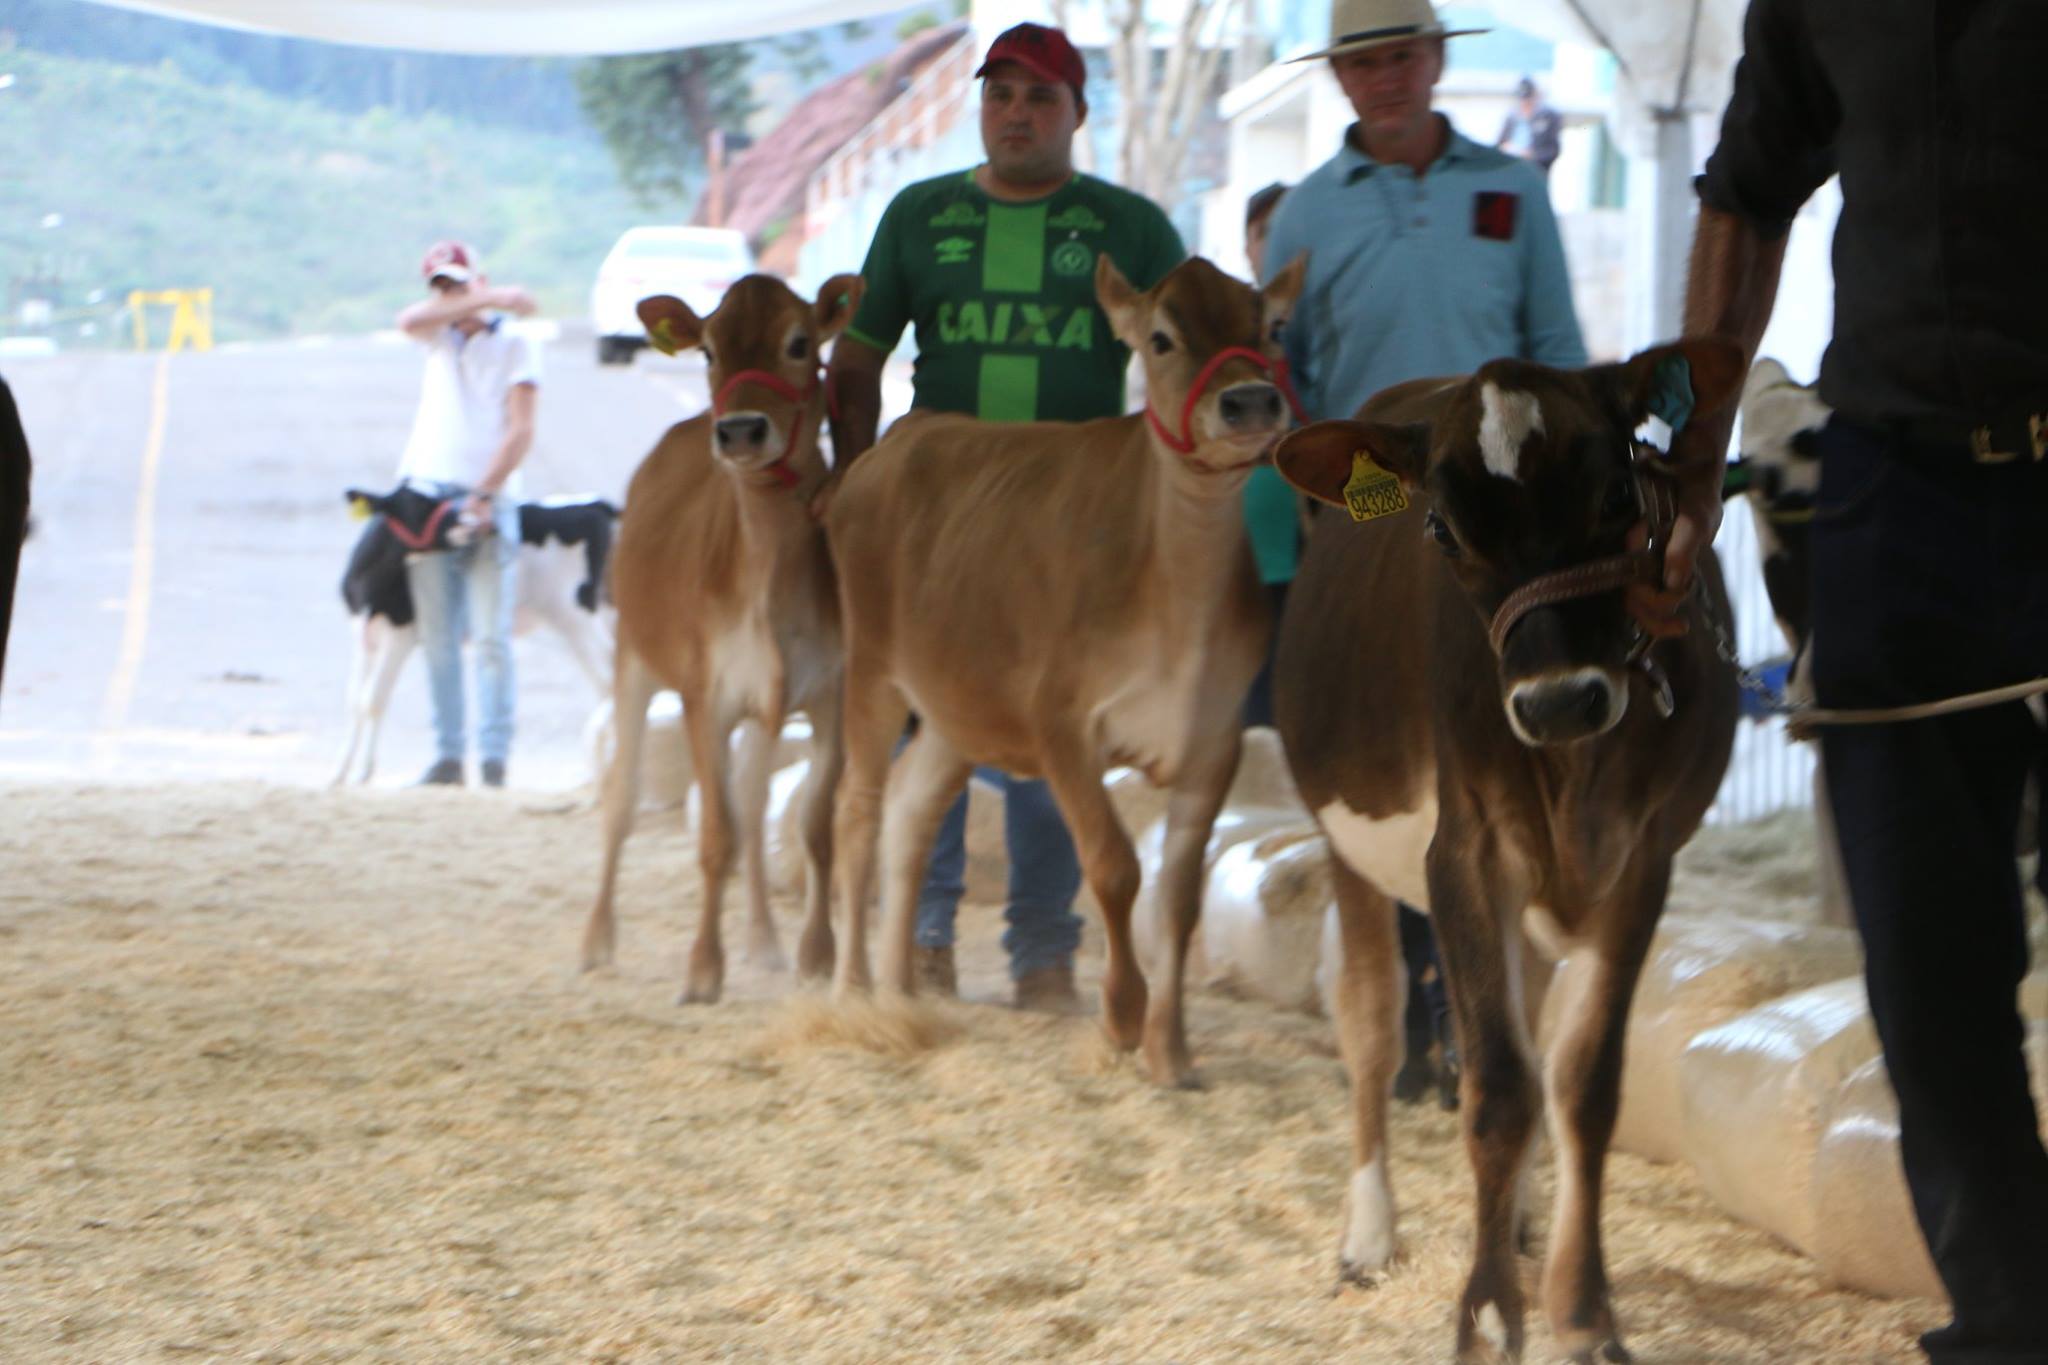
[
  {"x1": 712, "y1": 364, "x2": 837, "y2": 492},
  {"x1": 1145, "y1": 346, "x2": 1308, "y2": 459},
  {"x1": 384, "y1": 497, "x2": 460, "y2": 551}
]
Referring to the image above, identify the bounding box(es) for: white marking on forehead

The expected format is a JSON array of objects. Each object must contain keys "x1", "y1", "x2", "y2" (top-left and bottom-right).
[{"x1": 1478, "y1": 382, "x2": 1545, "y2": 482}]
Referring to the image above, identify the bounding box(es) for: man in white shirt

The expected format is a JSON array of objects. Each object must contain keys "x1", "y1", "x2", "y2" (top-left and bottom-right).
[{"x1": 392, "y1": 240, "x2": 540, "y2": 788}]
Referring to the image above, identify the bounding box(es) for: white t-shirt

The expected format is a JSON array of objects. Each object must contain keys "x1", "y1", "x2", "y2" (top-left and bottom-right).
[{"x1": 395, "y1": 318, "x2": 542, "y2": 493}]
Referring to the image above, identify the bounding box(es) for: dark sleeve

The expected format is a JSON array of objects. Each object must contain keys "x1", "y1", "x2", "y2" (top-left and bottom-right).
[
  {"x1": 845, "y1": 190, "x2": 912, "y2": 352},
  {"x1": 1696, "y1": 0, "x2": 1839, "y2": 236}
]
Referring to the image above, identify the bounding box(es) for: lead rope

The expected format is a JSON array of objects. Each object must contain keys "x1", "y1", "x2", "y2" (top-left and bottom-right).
[{"x1": 1687, "y1": 532, "x2": 2048, "y2": 738}]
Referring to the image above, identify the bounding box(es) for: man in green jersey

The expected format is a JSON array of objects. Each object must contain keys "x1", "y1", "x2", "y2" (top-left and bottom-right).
[{"x1": 828, "y1": 21, "x2": 1185, "y2": 1009}]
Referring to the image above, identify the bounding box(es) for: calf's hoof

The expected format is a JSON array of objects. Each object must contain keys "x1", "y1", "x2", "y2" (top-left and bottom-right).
[
  {"x1": 1142, "y1": 1047, "x2": 1202, "y2": 1091},
  {"x1": 746, "y1": 935, "x2": 789, "y2": 974},
  {"x1": 1562, "y1": 1342, "x2": 1630, "y2": 1365},
  {"x1": 1456, "y1": 1298, "x2": 1523, "y2": 1365},
  {"x1": 682, "y1": 952, "x2": 723, "y2": 1005},
  {"x1": 796, "y1": 928, "x2": 835, "y2": 983}
]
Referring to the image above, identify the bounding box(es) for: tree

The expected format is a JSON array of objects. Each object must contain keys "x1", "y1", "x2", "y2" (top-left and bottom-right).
[
  {"x1": 1050, "y1": 0, "x2": 1248, "y2": 211},
  {"x1": 575, "y1": 47, "x2": 758, "y2": 205}
]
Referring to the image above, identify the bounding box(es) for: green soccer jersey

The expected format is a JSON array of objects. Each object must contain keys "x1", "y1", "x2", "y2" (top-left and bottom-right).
[{"x1": 845, "y1": 169, "x2": 1186, "y2": 423}]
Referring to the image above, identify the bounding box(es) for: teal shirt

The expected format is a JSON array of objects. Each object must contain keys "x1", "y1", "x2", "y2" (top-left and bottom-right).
[{"x1": 1253, "y1": 124, "x2": 1587, "y2": 581}]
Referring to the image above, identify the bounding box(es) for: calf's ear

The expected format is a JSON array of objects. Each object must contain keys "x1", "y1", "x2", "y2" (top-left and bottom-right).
[
  {"x1": 813, "y1": 274, "x2": 865, "y2": 339},
  {"x1": 637, "y1": 295, "x2": 706, "y2": 356},
  {"x1": 1618, "y1": 335, "x2": 1747, "y2": 429},
  {"x1": 1095, "y1": 253, "x2": 1146, "y2": 350},
  {"x1": 1274, "y1": 419, "x2": 1430, "y2": 505},
  {"x1": 1260, "y1": 251, "x2": 1308, "y2": 331}
]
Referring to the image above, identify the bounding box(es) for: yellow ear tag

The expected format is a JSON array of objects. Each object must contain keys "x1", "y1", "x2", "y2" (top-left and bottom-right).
[
  {"x1": 1342, "y1": 451, "x2": 1409, "y2": 522},
  {"x1": 646, "y1": 316, "x2": 681, "y2": 356},
  {"x1": 348, "y1": 497, "x2": 372, "y2": 521}
]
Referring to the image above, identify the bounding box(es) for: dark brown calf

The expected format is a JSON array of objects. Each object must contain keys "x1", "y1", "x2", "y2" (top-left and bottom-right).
[{"x1": 1271, "y1": 340, "x2": 1743, "y2": 1364}]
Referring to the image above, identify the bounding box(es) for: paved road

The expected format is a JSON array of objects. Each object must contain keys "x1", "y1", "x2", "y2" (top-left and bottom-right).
[{"x1": 0, "y1": 331, "x2": 796, "y2": 789}]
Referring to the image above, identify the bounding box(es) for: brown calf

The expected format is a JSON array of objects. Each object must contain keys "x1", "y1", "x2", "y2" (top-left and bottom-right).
[
  {"x1": 823, "y1": 254, "x2": 1305, "y2": 1086},
  {"x1": 581, "y1": 273, "x2": 863, "y2": 1002},
  {"x1": 1271, "y1": 340, "x2": 1743, "y2": 1363}
]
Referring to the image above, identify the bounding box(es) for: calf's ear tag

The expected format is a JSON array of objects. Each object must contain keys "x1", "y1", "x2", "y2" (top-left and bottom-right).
[
  {"x1": 645, "y1": 316, "x2": 682, "y2": 356},
  {"x1": 1638, "y1": 353, "x2": 1695, "y2": 454},
  {"x1": 1343, "y1": 451, "x2": 1409, "y2": 522},
  {"x1": 348, "y1": 496, "x2": 372, "y2": 521}
]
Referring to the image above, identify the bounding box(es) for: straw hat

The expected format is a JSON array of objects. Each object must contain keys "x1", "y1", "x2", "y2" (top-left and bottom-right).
[{"x1": 1289, "y1": 0, "x2": 1487, "y2": 62}]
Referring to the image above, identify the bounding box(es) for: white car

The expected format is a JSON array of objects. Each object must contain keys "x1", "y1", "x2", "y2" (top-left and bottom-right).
[{"x1": 591, "y1": 226, "x2": 754, "y2": 365}]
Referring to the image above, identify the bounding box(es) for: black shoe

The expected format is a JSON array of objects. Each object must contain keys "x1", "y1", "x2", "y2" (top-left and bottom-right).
[
  {"x1": 480, "y1": 759, "x2": 506, "y2": 789},
  {"x1": 414, "y1": 758, "x2": 464, "y2": 787}
]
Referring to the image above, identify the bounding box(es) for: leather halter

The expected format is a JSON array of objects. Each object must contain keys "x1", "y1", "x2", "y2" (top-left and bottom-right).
[
  {"x1": 712, "y1": 364, "x2": 835, "y2": 492},
  {"x1": 384, "y1": 497, "x2": 460, "y2": 552},
  {"x1": 1145, "y1": 346, "x2": 1308, "y2": 461},
  {"x1": 1485, "y1": 442, "x2": 1681, "y2": 660}
]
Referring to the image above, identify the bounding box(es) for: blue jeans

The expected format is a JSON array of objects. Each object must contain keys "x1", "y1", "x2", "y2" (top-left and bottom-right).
[
  {"x1": 913, "y1": 767, "x2": 1083, "y2": 980},
  {"x1": 404, "y1": 492, "x2": 519, "y2": 764}
]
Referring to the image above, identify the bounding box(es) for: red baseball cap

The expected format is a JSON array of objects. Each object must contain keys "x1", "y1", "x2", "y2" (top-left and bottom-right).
[
  {"x1": 419, "y1": 240, "x2": 477, "y2": 286},
  {"x1": 974, "y1": 23, "x2": 1087, "y2": 97}
]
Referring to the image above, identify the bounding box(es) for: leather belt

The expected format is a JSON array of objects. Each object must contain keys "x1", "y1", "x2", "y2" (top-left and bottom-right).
[{"x1": 1859, "y1": 411, "x2": 2048, "y2": 464}]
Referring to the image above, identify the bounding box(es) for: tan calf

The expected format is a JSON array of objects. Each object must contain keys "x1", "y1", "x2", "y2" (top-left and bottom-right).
[
  {"x1": 823, "y1": 254, "x2": 1305, "y2": 1086},
  {"x1": 581, "y1": 273, "x2": 862, "y2": 1002}
]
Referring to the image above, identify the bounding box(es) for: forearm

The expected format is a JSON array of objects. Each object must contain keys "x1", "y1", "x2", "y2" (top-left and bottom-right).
[
  {"x1": 1671, "y1": 205, "x2": 1789, "y2": 510},
  {"x1": 397, "y1": 286, "x2": 521, "y2": 336},
  {"x1": 827, "y1": 341, "x2": 886, "y2": 466},
  {"x1": 473, "y1": 425, "x2": 532, "y2": 499}
]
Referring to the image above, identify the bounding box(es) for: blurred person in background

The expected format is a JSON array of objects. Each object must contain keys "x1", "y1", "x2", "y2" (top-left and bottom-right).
[
  {"x1": 1496, "y1": 75, "x2": 1563, "y2": 176},
  {"x1": 391, "y1": 240, "x2": 540, "y2": 789}
]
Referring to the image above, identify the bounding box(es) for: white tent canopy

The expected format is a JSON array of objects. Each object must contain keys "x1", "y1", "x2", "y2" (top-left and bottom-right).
[{"x1": 84, "y1": 0, "x2": 915, "y2": 54}]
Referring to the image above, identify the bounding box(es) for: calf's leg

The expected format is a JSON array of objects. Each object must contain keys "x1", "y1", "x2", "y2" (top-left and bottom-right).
[
  {"x1": 1142, "y1": 733, "x2": 1240, "y2": 1088},
  {"x1": 733, "y1": 717, "x2": 787, "y2": 972},
  {"x1": 795, "y1": 693, "x2": 843, "y2": 981},
  {"x1": 683, "y1": 697, "x2": 739, "y2": 1004},
  {"x1": 1036, "y1": 728, "x2": 1144, "y2": 1056},
  {"x1": 1540, "y1": 853, "x2": 1664, "y2": 1365},
  {"x1": 829, "y1": 661, "x2": 907, "y2": 997},
  {"x1": 1325, "y1": 855, "x2": 1407, "y2": 1284},
  {"x1": 876, "y1": 722, "x2": 973, "y2": 996},
  {"x1": 582, "y1": 647, "x2": 659, "y2": 971},
  {"x1": 1429, "y1": 832, "x2": 1539, "y2": 1365}
]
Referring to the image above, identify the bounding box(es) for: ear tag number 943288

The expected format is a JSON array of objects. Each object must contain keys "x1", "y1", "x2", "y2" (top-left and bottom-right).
[{"x1": 1343, "y1": 451, "x2": 1409, "y2": 522}]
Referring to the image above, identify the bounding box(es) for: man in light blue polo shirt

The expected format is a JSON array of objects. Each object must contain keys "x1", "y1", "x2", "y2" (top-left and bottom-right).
[
  {"x1": 1261, "y1": 0, "x2": 1587, "y2": 1109},
  {"x1": 1262, "y1": 0, "x2": 1586, "y2": 423}
]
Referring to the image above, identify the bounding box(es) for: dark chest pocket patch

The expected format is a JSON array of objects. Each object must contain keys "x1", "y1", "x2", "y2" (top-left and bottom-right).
[{"x1": 1472, "y1": 191, "x2": 1520, "y2": 242}]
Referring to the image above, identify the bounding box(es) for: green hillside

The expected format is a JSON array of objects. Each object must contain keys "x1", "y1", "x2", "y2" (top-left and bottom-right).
[{"x1": 0, "y1": 49, "x2": 691, "y2": 344}]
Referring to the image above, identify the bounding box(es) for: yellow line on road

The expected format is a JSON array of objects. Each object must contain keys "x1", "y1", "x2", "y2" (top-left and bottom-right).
[{"x1": 97, "y1": 352, "x2": 170, "y2": 744}]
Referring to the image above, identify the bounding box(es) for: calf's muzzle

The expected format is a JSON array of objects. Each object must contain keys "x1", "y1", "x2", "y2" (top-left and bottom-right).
[{"x1": 1218, "y1": 381, "x2": 1284, "y2": 432}]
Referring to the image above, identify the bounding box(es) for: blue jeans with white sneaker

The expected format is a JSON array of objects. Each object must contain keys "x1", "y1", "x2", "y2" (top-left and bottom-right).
[{"x1": 404, "y1": 490, "x2": 519, "y2": 765}]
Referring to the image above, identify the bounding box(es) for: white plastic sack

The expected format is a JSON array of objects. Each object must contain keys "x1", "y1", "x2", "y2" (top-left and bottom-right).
[
  {"x1": 1541, "y1": 914, "x2": 1863, "y2": 1164},
  {"x1": 1196, "y1": 830, "x2": 1332, "y2": 1013},
  {"x1": 1678, "y1": 976, "x2": 1879, "y2": 1256}
]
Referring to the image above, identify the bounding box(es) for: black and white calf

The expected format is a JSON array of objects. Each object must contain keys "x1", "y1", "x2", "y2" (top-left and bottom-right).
[{"x1": 333, "y1": 484, "x2": 619, "y2": 785}]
